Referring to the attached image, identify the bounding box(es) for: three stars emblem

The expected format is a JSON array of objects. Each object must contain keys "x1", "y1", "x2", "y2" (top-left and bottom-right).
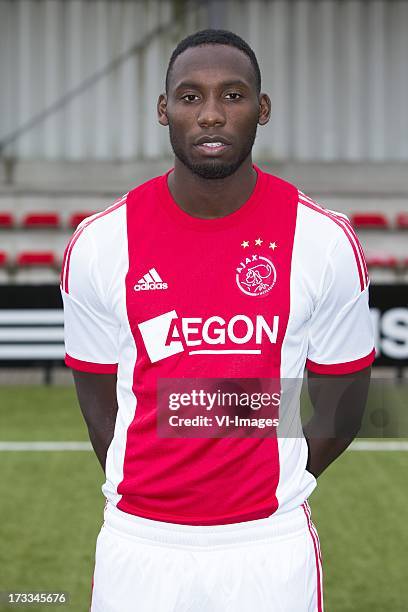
[{"x1": 240, "y1": 239, "x2": 278, "y2": 249}]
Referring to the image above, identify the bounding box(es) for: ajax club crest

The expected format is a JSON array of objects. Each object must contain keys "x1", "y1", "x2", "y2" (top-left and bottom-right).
[{"x1": 236, "y1": 254, "x2": 276, "y2": 297}]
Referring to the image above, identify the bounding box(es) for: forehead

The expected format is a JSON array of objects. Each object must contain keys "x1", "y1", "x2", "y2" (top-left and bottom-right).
[{"x1": 169, "y1": 44, "x2": 256, "y2": 90}]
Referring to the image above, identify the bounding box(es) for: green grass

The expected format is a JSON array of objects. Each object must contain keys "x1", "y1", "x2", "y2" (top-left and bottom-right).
[
  {"x1": 0, "y1": 386, "x2": 407, "y2": 611},
  {"x1": 0, "y1": 453, "x2": 102, "y2": 612},
  {"x1": 0, "y1": 387, "x2": 101, "y2": 611},
  {"x1": 0, "y1": 387, "x2": 88, "y2": 441},
  {"x1": 312, "y1": 452, "x2": 408, "y2": 612}
]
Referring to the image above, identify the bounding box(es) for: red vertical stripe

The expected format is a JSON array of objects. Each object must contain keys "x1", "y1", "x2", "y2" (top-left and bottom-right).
[
  {"x1": 302, "y1": 502, "x2": 324, "y2": 611},
  {"x1": 116, "y1": 168, "x2": 300, "y2": 523}
]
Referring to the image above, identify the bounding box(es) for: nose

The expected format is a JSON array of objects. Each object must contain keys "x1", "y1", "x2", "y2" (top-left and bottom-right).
[{"x1": 197, "y1": 95, "x2": 226, "y2": 128}]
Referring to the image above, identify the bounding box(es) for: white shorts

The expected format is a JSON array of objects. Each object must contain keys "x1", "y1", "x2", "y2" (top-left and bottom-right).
[{"x1": 90, "y1": 501, "x2": 323, "y2": 612}]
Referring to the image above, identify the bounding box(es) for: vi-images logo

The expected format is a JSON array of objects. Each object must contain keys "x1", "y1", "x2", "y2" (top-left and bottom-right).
[{"x1": 134, "y1": 268, "x2": 168, "y2": 291}]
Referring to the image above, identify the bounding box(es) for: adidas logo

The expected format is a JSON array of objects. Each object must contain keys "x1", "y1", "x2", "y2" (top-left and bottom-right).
[{"x1": 134, "y1": 268, "x2": 168, "y2": 291}]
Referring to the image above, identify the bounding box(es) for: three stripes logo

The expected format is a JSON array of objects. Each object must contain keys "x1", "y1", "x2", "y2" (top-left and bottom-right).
[{"x1": 134, "y1": 268, "x2": 168, "y2": 292}]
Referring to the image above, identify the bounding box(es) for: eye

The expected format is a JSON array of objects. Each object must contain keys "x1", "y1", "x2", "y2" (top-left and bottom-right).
[
  {"x1": 225, "y1": 92, "x2": 242, "y2": 100},
  {"x1": 181, "y1": 94, "x2": 199, "y2": 102}
]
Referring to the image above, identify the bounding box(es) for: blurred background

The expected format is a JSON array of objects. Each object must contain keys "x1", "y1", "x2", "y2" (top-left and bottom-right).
[{"x1": 0, "y1": 1, "x2": 407, "y2": 611}]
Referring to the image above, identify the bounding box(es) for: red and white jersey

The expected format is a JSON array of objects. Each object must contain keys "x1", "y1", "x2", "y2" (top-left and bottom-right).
[{"x1": 61, "y1": 165, "x2": 374, "y2": 525}]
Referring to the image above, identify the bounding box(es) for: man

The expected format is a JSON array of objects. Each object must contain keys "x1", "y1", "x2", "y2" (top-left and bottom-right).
[{"x1": 61, "y1": 29, "x2": 374, "y2": 612}]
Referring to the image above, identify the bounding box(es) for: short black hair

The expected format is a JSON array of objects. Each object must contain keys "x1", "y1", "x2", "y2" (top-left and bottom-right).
[{"x1": 165, "y1": 29, "x2": 261, "y2": 94}]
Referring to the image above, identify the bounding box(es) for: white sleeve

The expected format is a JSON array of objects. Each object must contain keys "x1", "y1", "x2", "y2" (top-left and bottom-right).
[
  {"x1": 60, "y1": 226, "x2": 120, "y2": 373},
  {"x1": 306, "y1": 228, "x2": 375, "y2": 374}
]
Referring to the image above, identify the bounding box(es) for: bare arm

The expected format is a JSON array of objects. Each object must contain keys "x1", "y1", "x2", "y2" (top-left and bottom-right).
[
  {"x1": 303, "y1": 366, "x2": 371, "y2": 478},
  {"x1": 72, "y1": 370, "x2": 118, "y2": 472}
]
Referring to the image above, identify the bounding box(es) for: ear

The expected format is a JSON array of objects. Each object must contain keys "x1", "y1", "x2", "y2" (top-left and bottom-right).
[
  {"x1": 157, "y1": 93, "x2": 169, "y2": 126},
  {"x1": 258, "y1": 93, "x2": 271, "y2": 126}
]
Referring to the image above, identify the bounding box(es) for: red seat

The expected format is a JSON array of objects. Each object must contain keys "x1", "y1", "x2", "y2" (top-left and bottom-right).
[
  {"x1": 396, "y1": 213, "x2": 408, "y2": 229},
  {"x1": 0, "y1": 213, "x2": 14, "y2": 228},
  {"x1": 22, "y1": 213, "x2": 60, "y2": 228},
  {"x1": 17, "y1": 251, "x2": 58, "y2": 267},
  {"x1": 366, "y1": 255, "x2": 398, "y2": 269},
  {"x1": 68, "y1": 212, "x2": 96, "y2": 229},
  {"x1": 351, "y1": 213, "x2": 389, "y2": 229},
  {"x1": 0, "y1": 251, "x2": 8, "y2": 266}
]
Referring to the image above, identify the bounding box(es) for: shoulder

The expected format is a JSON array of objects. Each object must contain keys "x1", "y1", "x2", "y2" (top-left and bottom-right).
[
  {"x1": 296, "y1": 187, "x2": 362, "y2": 252},
  {"x1": 262, "y1": 167, "x2": 362, "y2": 257},
  {"x1": 295, "y1": 189, "x2": 368, "y2": 292},
  {"x1": 261, "y1": 168, "x2": 355, "y2": 246},
  {"x1": 61, "y1": 173, "x2": 164, "y2": 294},
  {"x1": 63, "y1": 191, "x2": 128, "y2": 248},
  {"x1": 73, "y1": 192, "x2": 128, "y2": 243},
  {"x1": 60, "y1": 192, "x2": 128, "y2": 294},
  {"x1": 68, "y1": 173, "x2": 162, "y2": 247},
  {"x1": 260, "y1": 168, "x2": 299, "y2": 203}
]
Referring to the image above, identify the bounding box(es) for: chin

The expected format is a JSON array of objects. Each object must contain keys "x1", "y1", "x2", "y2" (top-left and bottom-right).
[
  {"x1": 183, "y1": 158, "x2": 245, "y2": 180},
  {"x1": 191, "y1": 163, "x2": 236, "y2": 180}
]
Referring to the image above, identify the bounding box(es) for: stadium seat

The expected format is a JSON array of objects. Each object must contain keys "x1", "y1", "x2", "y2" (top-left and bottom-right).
[
  {"x1": 0, "y1": 213, "x2": 14, "y2": 228},
  {"x1": 351, "y1": 213, "x2": 389, "y2": 229},
  {"x1": 22, "y1": 213, "x2": 60, "y2": 228},
  {"x1": 365, "y1": 254, "x2": 398, "y2": 269},
  {"x1": 396, "y1": 213, "x2": 408, "y2": 229},
  {"x1": 68, "y1": 212, "x2": 96, "y2": 229},
  {"x1": 16, "y1": 251, "x2": 58, "y2": 267},
  {"x1": 0, "y1": 251, "x2": 8, "y2": 266}
]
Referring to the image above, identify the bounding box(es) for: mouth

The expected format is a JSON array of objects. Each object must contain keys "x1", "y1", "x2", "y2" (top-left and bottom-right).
[{"x1": 194, "y1": 140, "x2": 231, "y2": 156}]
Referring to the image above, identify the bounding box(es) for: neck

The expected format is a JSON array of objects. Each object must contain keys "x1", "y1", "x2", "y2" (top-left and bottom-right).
[{"x1": 167, "y1": 156, "x2": 257, "y2": 219}]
